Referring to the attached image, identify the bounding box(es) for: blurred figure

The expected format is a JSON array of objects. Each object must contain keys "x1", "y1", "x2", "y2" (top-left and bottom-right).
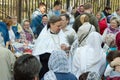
[
  {"x1": 60, "y1": 13, "x2": 77, "y2": 46},
  {"x1": 105, "y1": 51, "x2": 120, "y2": 80},
  {"x1": 96, "y1": 12, "x2": 108, "y2": 35},
  {"x1": 33, "y1": 16, "x2": 69, "y2": 58},
  {"x1": 79, "y1": 72, "x2": 101, "y2": 80},
  {"x1": 73, "y1": 3, "x2": 99, "y2": 32},
  {"x1": 12, "y1": 16, "x2": 23, "y2": 39},
  {"x1": 0, "y1": 33, "x2": 16, "y2": 80},
  {"x1": 21, "y1": 19, "x2": 34, "y2": 43},
  {"x1": 48, "y1": 0, "x2": 62, "y2": 18},
  {"x1": 102, "y1": 6, "x2": 111, "y2": 18},
  {"x1": 0, "y1": 21, "x2": 10, "y2": 45},
  {"x1": 36, "y1": 14, "x2": 48, "y2": 36},
  {"x1": 77, "y1": 14, "x2": 96, "y2": 47},
  {"x1": 102, "y1": 17, "x2": 120, "y2": 48},
  {"x1": 14, "y1": 54, "x2": 40, "y2": 80},
  {"x1": 42, "y1": 50, "x2": 77, "y2": 80},
  {"x1": 74, "y1": 5, "x2": 84, "y2": 18},
  {"x1": 39, "y1": 52, "x2": 51, "y2": 79},
  {"x1": 5, "y1": 18, "x2": 16, "y2": 43},
  {"x1": 112, "y1": 7, "x2": 120, "y2": 20},
  {"x1": 72, "y1": 32, "x2": 106, "y2": 79},
  {"x1": 31, "y1": 2, "x2": 46, "y2": 38},
  {"x1": 116, "y1": 32, "x2": 120, "y2": 50}
]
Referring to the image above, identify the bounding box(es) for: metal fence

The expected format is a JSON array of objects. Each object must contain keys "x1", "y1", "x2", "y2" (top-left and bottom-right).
[{"x1": 0, "y1": 0, "x2": 120, "y2": 22}]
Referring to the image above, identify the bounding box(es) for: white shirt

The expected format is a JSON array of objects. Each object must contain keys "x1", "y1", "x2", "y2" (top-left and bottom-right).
[{"x1": 8, "y1": 27, "x2": 15, "y2": 42}]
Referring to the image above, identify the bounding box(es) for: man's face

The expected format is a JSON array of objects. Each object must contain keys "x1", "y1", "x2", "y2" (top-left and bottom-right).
[
  {"x1": 60, "y1": 16, "x2": 68, "y2": 29},
  {"x1": 50, "y1": 21, "x2": 62, "y2": 33}
]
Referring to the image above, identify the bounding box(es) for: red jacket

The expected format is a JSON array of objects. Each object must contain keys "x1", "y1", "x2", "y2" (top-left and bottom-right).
[
  {"x1": 107, "y1": 77, "x2": 120, "y2": 80},
  {"x1": 98, "y1": 18, "x2": 108, "y2": 35}
]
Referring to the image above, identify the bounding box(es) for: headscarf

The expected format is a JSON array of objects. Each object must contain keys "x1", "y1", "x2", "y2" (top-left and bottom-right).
[
  {"x1": 44, "y1": 50, "x2": 69, "y2": 80},
  {"x1": 73, "y1": 32, "x2": 105, "y2": 78},
  {"x1": 107, "y1": 26, "x2": 120, "y2": 34},
  {"x1": 87, "y1": 72, "x2": 101, "y2": 80},
  {"x1": 116, "y1": 32, "x2": 120, "y2": 50},
  {"x1": 21, "y1": 19, "x2": 34, "y2": 36},
  {"x1": 86, "y1": 32, "x2": 103, "y2": 55}
]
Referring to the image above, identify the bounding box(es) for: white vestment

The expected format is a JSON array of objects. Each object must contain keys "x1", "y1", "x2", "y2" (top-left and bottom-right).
[{"x1": 32, "y1": 26, "x2": 69, "y2": 56}]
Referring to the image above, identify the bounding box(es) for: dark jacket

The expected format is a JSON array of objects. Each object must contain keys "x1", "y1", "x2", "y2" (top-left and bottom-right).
[{"x1": 73, "y1": 13, "x2": 100, "y2": 32}]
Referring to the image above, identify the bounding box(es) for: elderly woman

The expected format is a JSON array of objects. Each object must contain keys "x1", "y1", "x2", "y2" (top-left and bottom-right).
[
  {"x1": 102, "y1": 17, "x2": 120, "y2": 48},
  {"x1": 21, "y1": 19, "x2": 34, "y2": 43},
  {"x1": 72, "y1": 32, "x2": 106, "y2": 79},
  {"x1": 42, "y1": 50, "x2": 77, "y2": 80},
  {"x1": 33, "y1": 16, "x2": 69, "y2": 57}
]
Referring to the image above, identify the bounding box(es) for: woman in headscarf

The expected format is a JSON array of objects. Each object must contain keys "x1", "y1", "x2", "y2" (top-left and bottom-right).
[
  {"x1": 72, "y1": 32, "x2": 106, "y2": 79},
  {"x1": 102, "y1": 17, "x2": 120, "y2": 48},
  {"x1": 33, "y1": 16, "x2": 69, "y2": 58},
  {"x1": 96, "y1": 11, "x2": 108, "y2": 35},
  {"x1": 42, "y1": 50, "x2": 77, "y2": 80},
  {"x1": 21, "y1": 19, "x2": 34, "y2": 43},
  {"x1": 79, "y1": 71, "x2": 101, "y2": 80}
]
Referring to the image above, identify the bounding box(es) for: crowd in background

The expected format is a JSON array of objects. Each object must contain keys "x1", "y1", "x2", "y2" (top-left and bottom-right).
[{"x1": 1, "y1": 0, "x2": 120, "y2": 80}]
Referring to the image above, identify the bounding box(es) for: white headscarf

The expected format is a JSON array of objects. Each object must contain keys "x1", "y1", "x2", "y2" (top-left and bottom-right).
[
  {"x1": 72, "y1": 32, "x2": 105, "y2": 78},
  {"x1": 43, "y1": 50, "x2": 69, "y2": 80}
]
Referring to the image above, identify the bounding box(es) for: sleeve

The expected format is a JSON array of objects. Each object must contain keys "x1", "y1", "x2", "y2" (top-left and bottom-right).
[
  {"x1": 104, "y1": 64, "x2": 113, "y2": 77},
  {"x1": 102, "y1": 28, "x2": 108, "y2": 42},
  {"x1": 8, "y1": 50, "x2": 16, "y2": 72},
  {"x1": 60, "y1": 31, "x2": 69, "y2": 47},
  {"x1": 72, "y1": 48, "x2": 82, "y2": 78}
]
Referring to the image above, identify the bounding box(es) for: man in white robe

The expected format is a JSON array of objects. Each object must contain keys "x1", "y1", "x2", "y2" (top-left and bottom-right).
[{"x1": 32, "y1": 16, "x2": 69, "y2": 57}]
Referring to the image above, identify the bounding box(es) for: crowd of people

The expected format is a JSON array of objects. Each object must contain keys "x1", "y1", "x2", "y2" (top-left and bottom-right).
[{"x1": 1, "y1": 0, "x2": 120, "y2": 80}]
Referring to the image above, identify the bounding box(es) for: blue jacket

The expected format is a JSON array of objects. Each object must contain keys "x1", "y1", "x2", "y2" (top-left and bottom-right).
[
  {"x1": 31, "y1": 9, "x2": 42, "y2": 36},
  {"x1": 12, "y1": 24, "x2": 20, "y2": 39},
  {"x1": 0, "y1": 22, "x2": 10, "y2": 45},
  {"x1": 41, "y1": 72, "x2": 77, "y2": 80}
]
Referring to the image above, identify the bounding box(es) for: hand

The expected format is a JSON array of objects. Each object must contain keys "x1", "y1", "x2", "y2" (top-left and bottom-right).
[
  {"x1": 61, "y1": 44, "x2": 70, "y2": 51},
  {"x1": 61, "y1": 44, "x2": 67, "y2": 50},
  {"x1": 110, "y1": 57, "x2": 120, "y2": 67}
]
